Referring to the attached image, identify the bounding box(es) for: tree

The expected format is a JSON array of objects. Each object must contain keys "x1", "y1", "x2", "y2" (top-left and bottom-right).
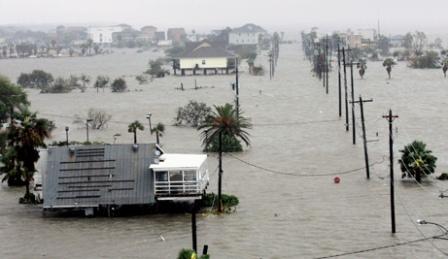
[
  {"x1": 146, "y1": 59, "x2": 169, "y2": 78},
  {"x1": 198, "y1": 103, "x2": 251, "y2": 212},
  {"x1": 41, "y1": 77, "x2": 73, "y2": 93},
  {"x1": 94, "y1": 75, "x2": 109, "y2": 93},
  {"x1": 399, "y1": 140, "x2": 437, "y2": 183},
  {"x1": 383, "y1": 58, "x2": 396, "y2": 79},
  {"x1": 73, "y1": 108, "x2": 111, "y2": 130},
  {"x1": 0, "y1": 76, "x2": 29, "y2": 123},
  {"x1": 150, "y1": 122, "x2": 165, "y2": 145},
  {"x1": 128, "y1": 120, "x2": 144, "y2": 144},
  {"x1": 174, "y1": 100, "x2": 212, "y2": 127},
  {"x1": 79, "y1": 74, "x2": 90, "y2": 92},
  {"x1": 409, "y1": 51, "x2": 441, "y2": 69},
  {"x1": 17, "y1": 70, "x2": 54, "y2": 89},
  {"x1": 1, "y1": 112, "x2": 53, "y2": 201},
  {"x1": 111, "y1": 78, "x2": 127, "y2": 92}
]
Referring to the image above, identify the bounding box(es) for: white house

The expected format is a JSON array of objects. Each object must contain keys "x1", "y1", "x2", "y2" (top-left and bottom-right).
[
  {"x1": 229, "y1": 23, "x2": 267, "y2": 46},
  {"x1": 87, "y1": 26, "x2": 125, "y2": 44},
  {"x1": 150, "y1": 153, "x2": 209, "y2": 200},
  {"x1": 174, "y1": 41, "x2": 236, "y2": 76}
]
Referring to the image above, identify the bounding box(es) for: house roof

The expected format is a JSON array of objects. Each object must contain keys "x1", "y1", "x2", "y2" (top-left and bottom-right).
[
  {"x1": 231, "y1": 23, "x2": 266, "y2": 34},
  {"x1": 150, "y1": 154, "x2": 207, "y2": 171},
  {"x1": 43, "y1": 144, "x2": 157, "y2": 209},
  {"x1": 177, "y1": 41, "x2": 235, "y2": 58}
]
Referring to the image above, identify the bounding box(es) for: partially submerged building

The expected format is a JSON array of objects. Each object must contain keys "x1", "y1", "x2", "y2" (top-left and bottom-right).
[
  {"x1": 41, "y1": 144, "x2": 209, "y2": 215},
  {"x1": 173, "y1": 41, "x2": 236, "y2": 76}
]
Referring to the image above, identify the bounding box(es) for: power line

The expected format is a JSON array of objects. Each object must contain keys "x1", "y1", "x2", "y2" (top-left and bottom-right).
[
  {"x1": 227, "y1": 153, "x2": 386, "y2": 178},
  {"x1": 312, "y1": 234, "x2": 445, "y2": 259}
]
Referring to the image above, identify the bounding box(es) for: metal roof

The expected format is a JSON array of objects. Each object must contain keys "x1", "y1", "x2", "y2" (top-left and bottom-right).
[
  {"x1": 150, "y1": 154, "x2": 207, "y2": 171},
  {"x1": 43, "y1": 144, "x2": 156, "y2": 209},
  {"x1": 177, "y1": 41, "x2": 235, "y2": 58}
]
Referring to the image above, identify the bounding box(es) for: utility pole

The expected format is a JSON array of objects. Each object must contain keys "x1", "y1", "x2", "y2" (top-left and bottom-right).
[
  {"x1": 191, "y1": 200, "x2": 197, "y2": 252},
  {"x1": 342, "y1": 47, "x2": 349, "y2": 132},
  {"x1": 322, "y1": 41, "x2": 326, "y2": 89},
  {"x1": 235, "y1": 57, "x2": 240, "y2": 118},
  {"x1": 218, "y1": 131, "x2": 223, "y2": 213},
  {"x1": 383, "y1": 109, "x2": 399, "y2": 234},
  {"x1": 337, "y1": 44, "x2": 342, "y2": 117},
  {"x1": 325, "y1": 36, "x2": 329, "y2": 95},
  {"x1": 349, "y1": 51, "x2": 356, "y2": 145},
  {"x1": 85, "y1": 119, "x2": 92, "y2": 143},
  {"x1": 269, "y1": 53, "x2": 273, "y2": 80},
  {"x1": 65, "y1": 126, "x2": 69, "y2": 147},
  {"x1": 351, "y1": 96, "x2": 373, "y2": 179}
]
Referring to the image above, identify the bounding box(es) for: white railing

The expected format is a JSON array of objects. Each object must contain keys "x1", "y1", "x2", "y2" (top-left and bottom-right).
[{"x1": 154, "y1": 180, "x2": 205, "y2": 196}]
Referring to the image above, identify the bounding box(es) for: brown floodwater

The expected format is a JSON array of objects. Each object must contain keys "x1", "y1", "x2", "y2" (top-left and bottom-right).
[{"x1": 0, "y1": 43, "x2": 448, "y2": 258}]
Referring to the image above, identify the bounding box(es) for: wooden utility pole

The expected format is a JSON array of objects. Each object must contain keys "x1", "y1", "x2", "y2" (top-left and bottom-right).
[
  {"x1": 352, "y1": 96, "x2": 373, "y2": 179},
  {"x1": 337, "y1": 44, "x2": 342, "y2": 117},
  {"x1": 191, "y1": 200, "x2": 197, "y2": 252},
  {"x1": 349, "y1": 53, "x2": 356, "y2": 145},
  {"x1": 269, "y1": 53, "x2": 273, "y2": 80},
  {"x1": 325, "y1": 37, "x2": 329, "y2": 95},
  {"x1": 218, "y1": 132, "x2": 223, "y2": 213},
  {"x1": 342, "y1": 48, "x2": 349, "y2": 132},
  {"x1": 383, "y1": 109, "x2": 399, "y2": 234},
  {"x1": 235, "y1": 57, "x2": 239, "y2": 118}
]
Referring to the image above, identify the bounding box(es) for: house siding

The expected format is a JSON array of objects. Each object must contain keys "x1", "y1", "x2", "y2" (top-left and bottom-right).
[
  {"x1": 229, "y1": 32, "x2": 261, "y2": 45},
  {"x1": 180, "y1": 57, "x2": 228, "y2": 69}
]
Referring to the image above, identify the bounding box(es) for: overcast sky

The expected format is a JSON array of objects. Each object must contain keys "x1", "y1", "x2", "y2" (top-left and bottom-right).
[{"x1": 0, "y1": 0, "x2": 446, "y2": 34}]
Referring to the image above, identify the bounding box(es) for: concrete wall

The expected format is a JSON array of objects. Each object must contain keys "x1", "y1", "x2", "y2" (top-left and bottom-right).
[{"x1": 180, "y1": 57, "x2": 228, "y2": 69}]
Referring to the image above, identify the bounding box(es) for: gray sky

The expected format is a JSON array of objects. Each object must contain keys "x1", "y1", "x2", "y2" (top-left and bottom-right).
[{"x1": 0, "y1": 0, "x2": 446, "y2": 34}]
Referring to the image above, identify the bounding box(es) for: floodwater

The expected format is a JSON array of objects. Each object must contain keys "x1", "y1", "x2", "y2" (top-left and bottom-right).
[{"x1": 1, "y1": 43, "x2": 448, "y2": 259}]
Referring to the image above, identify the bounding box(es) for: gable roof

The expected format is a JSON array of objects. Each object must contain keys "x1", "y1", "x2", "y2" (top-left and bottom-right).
[
  {"x1": 177, "y1": 41, "x2": 235, "y2": 58},
  {"x1": 231, "y1": 23, "x2": 266, "y2": 34}
]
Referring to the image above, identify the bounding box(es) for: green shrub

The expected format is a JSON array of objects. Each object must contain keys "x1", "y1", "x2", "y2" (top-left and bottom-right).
[
  {"x1": 111, "y1": 78, "x2": 127, "y2": 92},
  {"x1": 178, "y1": 249, "x2": 209, "y2": 259},
  {"x1": 202, "y1": 193, "x2": 239, "y2": 209}
]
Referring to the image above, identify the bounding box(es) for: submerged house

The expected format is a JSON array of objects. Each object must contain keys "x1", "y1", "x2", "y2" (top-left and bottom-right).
[
  {"x1": 173, "y1": 41, "x2": 236, "y2": 76},
  {"x1": 41, "y1": 144, "x2": 209, "y2": 215}
]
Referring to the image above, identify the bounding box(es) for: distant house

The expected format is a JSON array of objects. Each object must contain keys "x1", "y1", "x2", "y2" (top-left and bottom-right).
[
  {"x1": 140, "y1": 26, "x2": 157, "y2": 41},
  {"x1": 87, "y1": 25, "x2": 126, "y2": 44},
  {"x1": 229, "y1": 23, "x2": 267, "y2": 46},
  {"x1": 167, "y1": 28, "x2": 186, "y2": 44},
  {"x1": 40, "y1": 144, "x2": 209, "y2": 215},
  {"x1": 173, "y1": 41, "x2": 236, "y2": 76},
  {"x1": 155, "y1": 31, "x2": 166, "y2": 41}
]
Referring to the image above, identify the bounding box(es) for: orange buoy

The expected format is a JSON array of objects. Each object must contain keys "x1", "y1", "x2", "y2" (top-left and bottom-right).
[{"x1": 334, "y1": 176, "x2": 341, "y2": 184}]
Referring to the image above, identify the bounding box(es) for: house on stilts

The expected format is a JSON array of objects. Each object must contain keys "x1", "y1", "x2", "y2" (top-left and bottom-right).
[{"x1": 172, "y1": 41, "x2": 236, "y2": 76}]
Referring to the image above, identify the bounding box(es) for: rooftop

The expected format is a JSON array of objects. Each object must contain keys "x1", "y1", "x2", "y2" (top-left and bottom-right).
[
  {"x1": 177, "y1": 41, "x2": 235, "y2": 58},
  {"x1": 231, "y1": 23, "x2": 266, "y2": 34},
  {"x1": 150, "y1": 153, "x2": 207, "y2": 171}
]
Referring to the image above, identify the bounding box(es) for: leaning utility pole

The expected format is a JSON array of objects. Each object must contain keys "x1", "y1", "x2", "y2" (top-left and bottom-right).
[
  {"x1": 352, "y1": 96, "x2": 373, "y2": 179},
  {"x1": 337, "y1": 44, "x2": 342, "y2": 117},
  {"x1": 342, "y1": 47, "x2": 349, "y2": 132},
  {"x1": 383, "y1": 109, "x2": 399, "y2": 234}
]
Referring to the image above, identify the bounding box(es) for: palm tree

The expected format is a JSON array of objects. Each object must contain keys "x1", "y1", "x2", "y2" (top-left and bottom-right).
[
  {"x1": 5, "y1": 112, "x2": 53, "y2": 200},
  {"x1": 198, "y1": 103, "x2": 251, "y2": 212},
  {"x1": 399, "y1": 140, "x2": 437, "y2": 183},
  {"x1": 150, "y1": 122, "x2": 165, "y2": 145},
  {"x1": 0, "y1": 76, "x2": 29, "y2": 123},
  {"x1": 383, "y1": 58, "x2": 396, "y2": 79},
  {"x1": 128, "y1": 120, "x2": 144, "y2": 144}
]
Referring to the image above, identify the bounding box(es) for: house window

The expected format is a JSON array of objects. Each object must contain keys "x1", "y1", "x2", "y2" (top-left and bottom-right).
[
  {"x1": 156, "y1": 171, "x2": 168, "y2": 181},
  {"x1": 202, "y1": 60, "x2": 206, "y2": 65},
  {"x1": 183, "y1": 170, "x2": 197, "y2": 181}
]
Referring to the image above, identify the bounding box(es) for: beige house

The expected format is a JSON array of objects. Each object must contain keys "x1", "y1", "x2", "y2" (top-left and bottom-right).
[{"x1": 174, "y1": 41, "x2": 236, "y2": 76}]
